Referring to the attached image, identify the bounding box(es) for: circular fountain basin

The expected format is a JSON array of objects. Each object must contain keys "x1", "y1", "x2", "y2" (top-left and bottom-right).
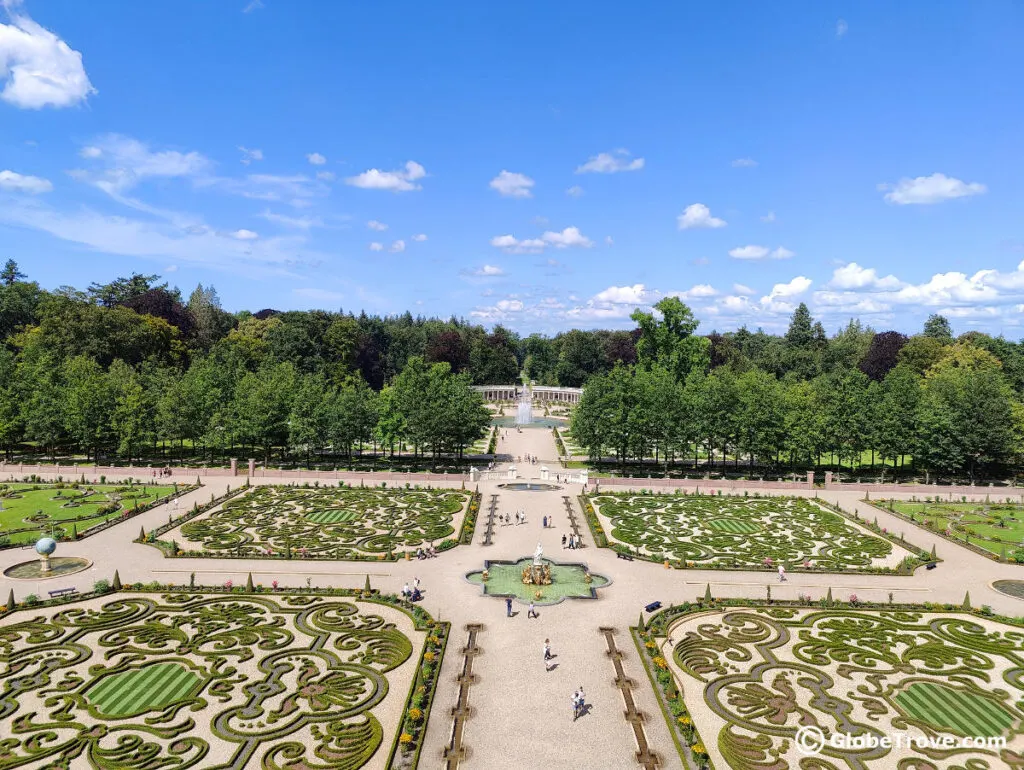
[
  {"x1": 4, "y1": 556, "x2": 92, "y2": 580},
  {"x1": 497, "y1": 482, "x2": 561, "y2": 492}
]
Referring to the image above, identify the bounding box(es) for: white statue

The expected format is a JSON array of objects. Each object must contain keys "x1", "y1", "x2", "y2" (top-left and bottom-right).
[{"x1": 533, "y1": 542, "x2": 544, "y2": 566}]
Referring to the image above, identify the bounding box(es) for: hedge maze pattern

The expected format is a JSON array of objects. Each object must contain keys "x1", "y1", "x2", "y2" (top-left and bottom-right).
[
  {"x1": 666, "y1": 608, "x2": 1024, "y2": 769},
  {"x1": 588, "y1": 494, "x2": 901, "y2": 569},
  {"x1": 0, "y1": 592, "x2": 429, "y2": 769},
  {"x1": 178, "y1": 485, "x2": 470, "y2": 559}
]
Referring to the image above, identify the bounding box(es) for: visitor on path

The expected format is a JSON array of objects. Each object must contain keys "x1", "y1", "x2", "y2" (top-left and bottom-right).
[
  {"x1": 506, "y1": 597, "x2": 513, "y2": 617},
  {"x1": 528, "y1": 601, "x2": 538, "y2": 619},
  {"x1": 778, "y1": 565, "x2": 786, "y2": 582},
  {"x1": 572, "y1": 688, "x2": 585, "y2": 721},
  {"x1": 542, "y1": 515, "x2": 547, "y2": 528},
  {"x1": 414, "y1": 576, "x2": 421, "y2": 590},
  {"x1": 401, "y1": 583, "x2": 410, "y2": 598},
  {"x1": 544, "y1": 638, "x2": 553, "y2": 670},
  {"x1": 562, "y1": 534, "x2": 567, "y2": 548}
]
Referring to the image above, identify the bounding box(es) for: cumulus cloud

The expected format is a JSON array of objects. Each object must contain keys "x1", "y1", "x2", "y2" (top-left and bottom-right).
[
  {"x1": 677, "y1": 203, "x2": 726, "y2": 230},
  {"x1": 229, "y1": 228, "x2": 259, "y2": 240},
  {"x1": 731, "y1": 158, "x2": 758, "y2": 168},
  {"x1": 306, "y1": 152, "x2": 326, "y2": 165},
  {"x1": 766, "y1": 276, "x2": 812, "y2": 298},
  {"x1": 472, "y1": 264, "x2": 504, "y2": 276},
  {"x1": 728, "y1": 244, "x2": 793, "y2": 260},
  {"x1": 412, "y1": 233, "x2": 427, "y2": 242},
  {"x1": 491, "y1": 226, "x2": 593, "y2": 254},
  {"x1": 0, "y1": 169, "x2": 52, "y2": 193},
  {"x1": 880, "y1": 173, "x2": 986, "y2": 205},
  {"x1": 575, "y1": 149, "x2": 644, "y2": 174},
  {"x1": 489, "y1": 170, "x2": 534, "y2": 198},
  {"x1": 733, "y1": 283, "x2": 756, "y2": 295},
  {"x1": 367, "y1": 220, "x2": 388, "y2": 231},
  {"x1": 566, "y1": 185, "x2": 584, "y2": 197},
  {"x1": 390, "y1": 239, "x2": 405, "y2": 253},
  {"x1": 829, "y1": 262, "x2": 902, "y2": 290},
  {"x1": 369, "y1": 242, "x2": 383, "y2": 252},
  {"x1": 346, "y1": 160, "x2": 426, "y2": 192},
  {"x1": 0, "y1": 3, "x2": 96, "y2": 108},
  {"x1": 496, "y1": 299, "x2": 523, "y2": 312}
]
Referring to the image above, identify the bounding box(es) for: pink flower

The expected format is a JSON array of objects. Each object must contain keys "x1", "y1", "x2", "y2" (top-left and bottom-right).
[
  {"x1": 224, "y1": 579, "x2": 233, "y2": 589},
  {"x1": 272, "y1": 580, "x2": 279, "y2": 590}
]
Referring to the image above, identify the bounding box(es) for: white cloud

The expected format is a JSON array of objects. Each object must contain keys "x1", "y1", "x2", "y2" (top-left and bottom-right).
[
  {"x1": 605, "y1": 235, "x2": 613, "y2": 245},
  {"x1": 676, "y1": 284, "x2": 718, "y2": 299},
  {"x1": 369, "y1": 242, "x2": 384, "y2": 252},
  {"x1": 729, "y1": 245, "x2": 769, "y2": 260},
  {"x1": 892, "y1": 271, "x2": 999, "y2": 306},
  {"x1": 829, "y1": 262, "x2": 902, "y2": 290},
  {"x1": 412, "y1": 233, "x2": 427, "y2": 242},
  {"x1": 258, "y1": 210, "x2": 323, "y2": 230},
  {"x1": 0, "y1": 169, "x2": 52, "y2": 193},
  {"x1": 306, "y1": 152, "x2": 326, "y2": 166},
  {"x1": 543, "y1": 226, "x2": 592, "y2": 248},
  {"x1": 566, "y1": 185, "x2": 584, "y2": 197},
  {"x1": 472, "y1": 264, "x2": 504, "y2": 276},
  {"x1": 367, "y1": 220, "x2": 388, "y2": 231},
  {"x1": 316, "y1": 170, "x2": 335, "y2": 181},
  {"x1": 230, "y1": 228, "x2": 259, "y2": 240},
  {"x1": 390, "y1": 239, "x2": 405, "y2": 253},
  {"x1": 75, "y1": 134, "x2": 210, "y2": 193},
  {"x1": 593, "y1": 284, "x2": 650, "y2": 305},
  {"x1": 238, "y1": 146, "x2": 263, "y2": 165},
  {"x1": 496, "y1": 299, "x2": 523, "y2": 312},
  {"x1": 761, "y1": 211, "x2": 776, "y2": 223},
  {"x1": 491, "y1": 227, "x2": 592, "y2": 254},
  {"x1": 766, "y1": 276, "x2": 812, "y2": 297},
  {"x1": 345, "y1": 160, "x2": 426, "y2": 192},
  {"x1": 575, "y1": 149, "x2": 644, "y2": 174},
  {"x1": 489, "y1": 170, "x2": 534, "y2": 198},
  {"x1": 243, "y1": 0, "x2": 264, "y2": 11},
  {"x1": 731, "y1": 158, "x2": 758, "y2": 168},
  {"x1": 677, "y1": 203, "x2": 727, "y2": 230},
  {"x1": 728, "y1": 244, "x2": 793, "y2": 260},
  {"x1": 733, "y1": 283, "x2": 755, "y2": 295},
  {"x1": 880, "y1": 173, "x2": 986, "y2": 205},
  {"x1": 836, "y1": 19, "x2": 848, "y2": 38},
  {"x1": 0, "y1": 3, "x2": 95, "y2": 108}
]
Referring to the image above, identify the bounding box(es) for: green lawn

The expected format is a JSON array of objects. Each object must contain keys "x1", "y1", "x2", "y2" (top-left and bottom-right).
[
  {"x1": 0, "y1": 483, "x2": 178, "y2": 544},
  {"x1": 890, "y1": 501, "x2": 1024, "y2": 558}
]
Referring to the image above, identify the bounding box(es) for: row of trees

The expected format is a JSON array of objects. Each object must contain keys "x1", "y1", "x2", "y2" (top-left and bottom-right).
[{"x1": 572, "y1": 313, "x2": 1022, "y2": 480}]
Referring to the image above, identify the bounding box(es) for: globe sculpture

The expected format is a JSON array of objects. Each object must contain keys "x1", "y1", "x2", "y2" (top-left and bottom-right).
[{"x1": 35, "y1": 536, "x2": 57, "y2": 573}]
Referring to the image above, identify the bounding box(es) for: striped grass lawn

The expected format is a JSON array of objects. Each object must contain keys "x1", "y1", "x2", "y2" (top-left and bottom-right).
[
  {"x1": 894, "y1": 682, "x2": 1016, "y2": 737},
  {"x1": 305, "y1": 509, "x2": 362, "y2": 524},
  {"x1": 86, "y1": 663, "x2": 200, "y2": 717},
  {"x1": 707, "y1": 517, "x2": 762, "y2": 535}
]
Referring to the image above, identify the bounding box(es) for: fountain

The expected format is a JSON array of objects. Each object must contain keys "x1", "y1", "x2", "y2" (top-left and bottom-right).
[
  {"x1": 522, "y1": 542, "x2": 552, "y2": 585},
  {"x1": 515, "y1": 386, "x2": 533, "y2": 426},
  {"x1": 465, "y1": 554, "x2": 611, "y2": 605},
  {"x1": 3, "y1": 536, "x2": 92, "y2": 580}
]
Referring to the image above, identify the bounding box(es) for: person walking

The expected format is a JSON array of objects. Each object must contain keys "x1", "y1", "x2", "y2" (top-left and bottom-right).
[
  {"x1": 544, "y1": 638, "x2": 553, "y2": 670},
  {"x1": 542, "y1": 515, "x2": 547, "y2": 528},
  {"x1": 528, "y1": 601, "x2": 538, "y2": 619},
  {"x1": 778, "y1": 564, "x2": 786, "y2": 582},
  {"x1": 506, "y1": 597, "x2": 513, "y2": 617},
  {"x1": 561, "y1": 534, "x2": 567, "y2": 548}
]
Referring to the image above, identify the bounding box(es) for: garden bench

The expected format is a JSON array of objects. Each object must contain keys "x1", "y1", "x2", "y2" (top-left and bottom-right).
[
  {"x1": 48, "y1": 587, "x2": 78, "y2": 598},
  {"x1": 644, "y1": 601, "x2": 662, "y2": 613},
  {"x1": 616, "y1": 551, "x2": 634, "y2": 561}
]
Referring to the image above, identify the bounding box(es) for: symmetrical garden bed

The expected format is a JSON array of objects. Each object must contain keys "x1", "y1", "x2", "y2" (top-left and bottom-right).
[
  {"x1": 0, "y1": 481, "x2": 184, "y2": 546},
  {"x1": 171, "y1": 484, "x2": 476, "y2": 560},
  {"x1": 637, "y1": 602, "x2": 1024, "y2": 769},
  {"x1": 0, "y1": 589, "x2": 447, "y2": 769},
  {"x1": 584, "y1": 492, "x2": 919, "y2": 572}
]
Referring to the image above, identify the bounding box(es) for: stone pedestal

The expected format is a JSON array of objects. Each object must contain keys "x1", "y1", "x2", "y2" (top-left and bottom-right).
[
  {"x1": 248, "y1": 459, "x2": 256, "y2": 476},
  {"x1": 469, "y1": 467, "x2": 480, "y2": 482},
  {"x1": 230, "y1": 458, "x2": 238, "y2": 476},
  {"x1": 806, "y1": 471, "x2": 814, "y2": 488},
  {"x1": 824, "y1": 471, "x2": 833, "y2": 487}
]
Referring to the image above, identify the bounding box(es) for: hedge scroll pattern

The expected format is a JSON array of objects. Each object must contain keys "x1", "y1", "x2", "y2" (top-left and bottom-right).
[
  {"x1": 666, "y1": 608, "x2": 1024, "y2": 769},
  {"x1": 178, "y1": 485, "x2": 470, "y2": 559},
  {"x1": 0, "y1": 592, "x2": 429, "y2": 769},
  {"x1": 588, "y1": 494, "x2": 897, "y2": 569}
]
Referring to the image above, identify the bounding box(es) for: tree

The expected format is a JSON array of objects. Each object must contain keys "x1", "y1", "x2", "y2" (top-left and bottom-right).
[
  {"x1": 62, "y1": 356, "x2": 113, "y2": 460},
  {"x1": 859, "y1": 331, "x2": 908, "y2": 381},
  {"x1": 87, "y1": 273, "x2": 162, "y2": 307},
  {"x1": 631, "y1": 297, "x2": 710, "y2": 382},
  {"x1": 0, "y1": 259, "x2": 26, "y2": 286},
  {"x1": 735, "y1": 369, "x2": 783, "y2": 470},
  {"x1": 469, "y1": 327, "x2": 519, "y2": 384},
  {"x1": 922, "y1": 313, "x2": 954, "y2": 343},
  {"x1": 108, "y1": 360, "x2": 148, "y2": 462},
  {"x1": 897, "y1": 335, "x2": 947, "y2": 375},
  {"x1": 232, "y1": 362, "x2": 297, "y2": 462},
  {"x1": 555, "y1": 330, "x2": 604, "y2": 387},
  {"x1": 876, "y1": 365, "x2": 920, "y2": 473}
]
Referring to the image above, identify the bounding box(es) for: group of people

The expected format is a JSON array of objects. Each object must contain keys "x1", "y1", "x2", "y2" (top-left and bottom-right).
[
  {"x1": 415, "y1": 544, "x2": 438, "y2": 559},
  {"x1": 572, "y1": 687, "x2": 587, "y2": 721},
  {"x1": 517, "y1": 454, "x2": 539, "y2": 465},
  {"x1": 501, "y1": 510, "x2": 528, "y2": 525},
  {"x1": 151, "y1": 467, "x2": 173, "y2": 478},
  {"x1": 400, "y1": 577, "x2": 423, "y2": 602},
  {"x1": 561, "y1": 533, "x2": 583, "y2": 549}
]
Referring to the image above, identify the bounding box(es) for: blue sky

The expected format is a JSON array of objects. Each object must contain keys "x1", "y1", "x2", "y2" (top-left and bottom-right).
[{"x1": 1, "y1": 0, "x2": 1023, "y2": 336}]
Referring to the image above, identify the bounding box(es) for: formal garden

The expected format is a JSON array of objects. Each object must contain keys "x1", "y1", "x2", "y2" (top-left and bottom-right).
[
  {"x1": 0, "y1": 588, "x2": 446, "y2": 770},
  {"x1": 0, "y1": 481, "x2": 181, "y2": 546},
  {"x1": 878, "y1": 498, "x2": 1024, "y2": 562},
  {"x1": 584, "y1": 492, "x2": 925, "y2": 572},
  {"x1": 637, "y1": 602, "x2": 1024, "y2": 769},
  {"x1": 167, "y1": 484, "x2": 476, "y2": 560}
]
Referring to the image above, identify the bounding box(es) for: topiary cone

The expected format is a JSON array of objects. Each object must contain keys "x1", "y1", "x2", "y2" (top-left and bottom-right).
[
  {"x1": 962, "y1": 591, "x2": 971, "y2": 610},
  {"x1": 704, "y1": 583, "x2": 712, "y2": 603},
  {"x1": 637, "y1": 612, "x2": 645, "y2": 632},
  {"x1": 246, "y1": 572, "x2": 254, "y2": 592},
  {"x1": 826, "y1": 587, "x2": 833, "y2": 604},
  {"x1": 364, "y1": 575, "x2": 371, "y2": 594},
  {"x1": 139, "y1": 526, "x2": 146, "y2": 542},
  {"x1": 112, "y1": 570, "x2": 121, "y2": 590},
  {"x1": 5, "y1": 588, "x2": 14, "y2": 611},
  {"x1": 930, "y1": 544, "x2": 937, "y2": 560}
]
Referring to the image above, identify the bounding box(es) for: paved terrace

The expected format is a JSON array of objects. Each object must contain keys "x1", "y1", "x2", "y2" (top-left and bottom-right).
[{"x1": 2, "y1": 423, "x2": 1023, "y2": 769}]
